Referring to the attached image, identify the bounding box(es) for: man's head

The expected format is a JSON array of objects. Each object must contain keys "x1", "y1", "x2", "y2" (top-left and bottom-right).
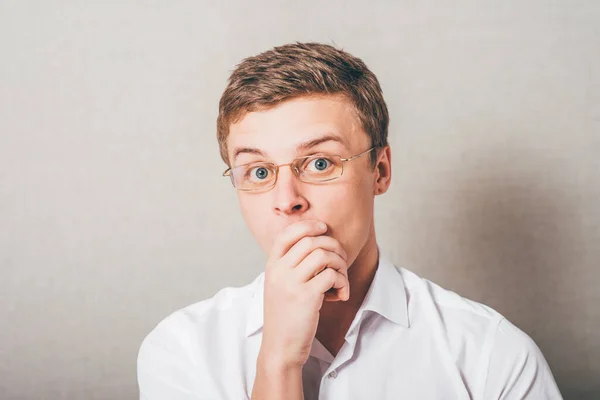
[{"x1": 217, "y1": 42, "x2": 392, "y2": 264}]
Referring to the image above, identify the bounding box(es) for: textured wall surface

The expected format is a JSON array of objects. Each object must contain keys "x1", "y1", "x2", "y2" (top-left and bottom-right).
[{"x1": 0, "y1": 1, "x2": 598, "y2": 399}]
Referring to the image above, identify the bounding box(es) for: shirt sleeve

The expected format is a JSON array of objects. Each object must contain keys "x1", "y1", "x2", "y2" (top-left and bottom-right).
[
  {"x1": 482, "y1": 318, "x2": 563, "y2": 400},
  {"x1": 137, "y1": 317, "x2": 206, "y2": 400}
]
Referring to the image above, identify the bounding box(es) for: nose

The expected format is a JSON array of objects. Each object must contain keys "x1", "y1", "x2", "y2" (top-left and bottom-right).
[{"x1": 272, "y1": 166, "x2": 309, "y2": 216}]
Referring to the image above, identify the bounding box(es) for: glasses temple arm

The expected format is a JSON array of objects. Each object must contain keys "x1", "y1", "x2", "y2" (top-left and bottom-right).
[{"x1": 341, "y1": 146, "x2": 376, "y2": 162}]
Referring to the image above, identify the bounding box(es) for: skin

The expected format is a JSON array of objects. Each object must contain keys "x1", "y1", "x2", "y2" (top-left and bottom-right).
[{"x1": 226, "y1": 94, "x2": 392, "y2": 399}]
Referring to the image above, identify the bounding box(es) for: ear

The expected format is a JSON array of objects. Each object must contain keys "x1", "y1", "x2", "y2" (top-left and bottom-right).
[{"x1": 373, "y1": 145, "x2": 392, "y2": 196}]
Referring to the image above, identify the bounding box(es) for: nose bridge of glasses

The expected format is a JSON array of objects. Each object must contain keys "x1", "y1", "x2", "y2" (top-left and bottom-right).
[{"x1": 273, "y1": 160, "x2": 302, "y2": 177}]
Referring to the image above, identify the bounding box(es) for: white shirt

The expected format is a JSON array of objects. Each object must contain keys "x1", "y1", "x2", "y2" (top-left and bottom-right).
[{"x1": 137, "y1": 254, "x2": 563, "y2": 399}]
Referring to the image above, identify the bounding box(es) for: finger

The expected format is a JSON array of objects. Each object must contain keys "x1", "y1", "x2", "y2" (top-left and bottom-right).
[
  {"x1": 280, "y1": 235, "x2": 347, "y2": 270},
  {"x1": 269, "y1": 220, "x2": 327, "y2": 262},
  {"x1": 306, "y1": 267, "x2": 349, "y2": 302},
  {"x1": 292, "y1": 248, "x2": 348, "y2": 283}
]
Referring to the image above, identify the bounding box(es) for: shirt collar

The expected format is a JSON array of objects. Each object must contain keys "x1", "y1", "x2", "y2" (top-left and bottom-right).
[
  {"x1": 245, "y1": 252, "x2": 409, "y2": 338},
  {"x1": 359, "y1": 253, "x2": 409, "y2": 328}
]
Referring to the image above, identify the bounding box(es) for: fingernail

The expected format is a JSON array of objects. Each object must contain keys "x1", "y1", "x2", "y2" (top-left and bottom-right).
[{"x1": 318, "y1": 222, "x2": 327, "y2": 230}]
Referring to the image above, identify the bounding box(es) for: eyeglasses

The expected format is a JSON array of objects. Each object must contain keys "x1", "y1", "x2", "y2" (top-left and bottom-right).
[{"x1": 223, "y1": 147, "x2": 376, "y2": 191}]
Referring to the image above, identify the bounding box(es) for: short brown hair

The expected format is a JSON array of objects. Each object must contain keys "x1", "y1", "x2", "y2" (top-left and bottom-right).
[{"x1": 217, "y1": 42, "x2": 389, "y2": 167}]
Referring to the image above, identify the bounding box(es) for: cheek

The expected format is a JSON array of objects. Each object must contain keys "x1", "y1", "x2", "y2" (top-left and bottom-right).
[
  {"x1": 320, "y1": 180, "x2": 373, "y2": 245},
  {"x1": 238, "y1": 195, "x2": 272, "y2": 248}
]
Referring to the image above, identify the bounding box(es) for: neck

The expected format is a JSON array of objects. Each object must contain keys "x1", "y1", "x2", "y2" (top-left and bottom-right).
[{"x1": 316, "y1": 227, "x2": 380, "y2": 356}]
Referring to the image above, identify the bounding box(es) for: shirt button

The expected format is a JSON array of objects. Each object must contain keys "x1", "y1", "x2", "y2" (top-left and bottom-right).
[{"x1": 328, "y1": 370, "x2": 338, "y2": 379}]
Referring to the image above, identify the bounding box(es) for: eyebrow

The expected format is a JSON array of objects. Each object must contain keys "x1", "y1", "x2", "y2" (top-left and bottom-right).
[{"x1": 233, "y1": 133, "x2": 348, "y2": 162}]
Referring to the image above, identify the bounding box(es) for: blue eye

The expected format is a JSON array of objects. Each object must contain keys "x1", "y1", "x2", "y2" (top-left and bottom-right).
[
  {"x1": 309, "y1": 158, "x2": 331, "y2": 172},
  {"x1": 249, "y1": 166, "x2": 270, "y2": 181}
]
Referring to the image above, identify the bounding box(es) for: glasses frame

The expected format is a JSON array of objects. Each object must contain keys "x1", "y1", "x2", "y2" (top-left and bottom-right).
[{"x1": 223, "y1": 146, "x2": 376, "y2": 191}]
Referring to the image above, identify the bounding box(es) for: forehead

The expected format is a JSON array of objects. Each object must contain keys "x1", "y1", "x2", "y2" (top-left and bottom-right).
[{"x1": 227, "y1": 95, "x2": 367, "y2": 161}]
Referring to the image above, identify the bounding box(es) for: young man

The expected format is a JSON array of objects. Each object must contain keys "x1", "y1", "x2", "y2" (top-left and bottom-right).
[{"x1": 137, "y1": 42, "x2": 562, "y2": 399}]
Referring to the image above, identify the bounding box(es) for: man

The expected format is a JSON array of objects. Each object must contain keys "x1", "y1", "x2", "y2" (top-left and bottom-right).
[{"x1": 137, "y1": 42, "x2": 562, "y2": 399}]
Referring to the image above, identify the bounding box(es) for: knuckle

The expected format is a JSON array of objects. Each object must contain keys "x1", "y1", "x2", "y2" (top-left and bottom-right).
[
  {"x1": 313, "y1": 247, "x2": 327, "y2": 260},
  {"x1": 328, "y1": 274, "x2": 339, "y2": 287},
  {"x1": 301, "y1": 236, "x2": 313, "y2": 250},
  {"x1": 323, "y1": 267, "x2": 337, "y2": 281}
]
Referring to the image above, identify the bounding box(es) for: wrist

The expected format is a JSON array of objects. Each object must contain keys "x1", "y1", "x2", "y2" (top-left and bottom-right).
[
  {"x1": 252, "y1": 351, "x2": 304, "y2": 400},
  {"x1": 257, "y1": 348, "x2": 305, "y2": 373}
]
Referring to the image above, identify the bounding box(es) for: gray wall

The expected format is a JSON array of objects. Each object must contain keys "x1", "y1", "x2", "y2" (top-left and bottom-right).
[{"x1": 1, "y1": 1, "x2": 598, "y2": 399}]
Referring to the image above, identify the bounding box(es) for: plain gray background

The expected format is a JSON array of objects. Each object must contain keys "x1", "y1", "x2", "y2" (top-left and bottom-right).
[{"x1": 1, "y1": 1, "x2": 598, "y2": 399}]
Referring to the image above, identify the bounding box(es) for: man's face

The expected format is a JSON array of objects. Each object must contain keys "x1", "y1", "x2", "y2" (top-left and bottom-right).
[{"x1": 227, "y1": 95, "x2": 384, "y2": 264}]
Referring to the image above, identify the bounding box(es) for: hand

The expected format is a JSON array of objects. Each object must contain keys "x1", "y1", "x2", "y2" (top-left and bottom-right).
[{"x1": 259, "y1": 220, "x2": 349, "y2": 369}]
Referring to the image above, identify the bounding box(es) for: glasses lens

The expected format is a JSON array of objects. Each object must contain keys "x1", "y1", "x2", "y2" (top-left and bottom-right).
[
  {"x1": 296, "y1": 155, "x2": 342, "y2": 182},
  {"x1": 231, "y1": 163, "x2": 276, "y2": 190}
]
